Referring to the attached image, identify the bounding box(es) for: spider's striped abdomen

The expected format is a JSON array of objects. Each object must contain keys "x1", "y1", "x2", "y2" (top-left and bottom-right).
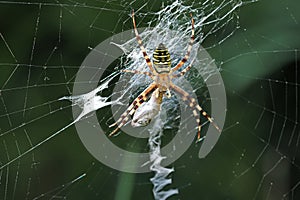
[{"x1": 153, "y1": 43, "x2": 171, "y2": 74}]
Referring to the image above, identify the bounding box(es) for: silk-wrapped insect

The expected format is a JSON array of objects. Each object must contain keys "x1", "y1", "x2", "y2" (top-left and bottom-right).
[{"x1": 131, "y1": 89, "x2": 163, "y2": 127}]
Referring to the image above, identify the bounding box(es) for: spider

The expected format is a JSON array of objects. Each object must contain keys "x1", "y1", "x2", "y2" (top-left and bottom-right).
[{"x1": 109, "y1": 10, "x2": 221, "y2": 141}]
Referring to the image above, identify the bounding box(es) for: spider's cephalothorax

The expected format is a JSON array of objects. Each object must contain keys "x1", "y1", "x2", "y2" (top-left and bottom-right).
[
  {"x1": 109, "y1": 10, "x2": 222, "y2": 141},
  {"x1": 153, "y1": 43, "x2": 171, "y2": 74}
]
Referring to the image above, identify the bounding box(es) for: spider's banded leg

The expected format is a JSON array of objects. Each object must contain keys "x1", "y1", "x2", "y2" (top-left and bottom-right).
[
  {"x1": 132, "y1": 10, "x2": 156, "y2": 74},
  {"x1": 172, "y1": 65, "x2": 192, "y2": 78},
  {"x1": 109, "y1": 83, "x2": 158, "y2": 136},
  {"x1": 170, "y1": 83, "x2": 221, "y2": 141},
  {"x1": 170, "y1": 83, "x2": 201, "y2": 140},
  {"x1": 171, "y1": 14, "x2": 195, "y2": 73},
  {"x1": 122, "y1": 69, "x2": 153, "y2": 78},
  {"x1": 109, "y1": 83, "x2": 157, "y2": 134}
]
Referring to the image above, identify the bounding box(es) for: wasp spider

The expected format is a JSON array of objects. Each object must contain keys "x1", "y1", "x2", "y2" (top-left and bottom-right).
[{"x1": 109, "y1": 10, "x2": 221, "y2": 141}]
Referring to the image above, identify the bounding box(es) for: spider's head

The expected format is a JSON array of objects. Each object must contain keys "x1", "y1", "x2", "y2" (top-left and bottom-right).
[{"x1": 153, "y1": 43, "x2": 171, "y2": 74}]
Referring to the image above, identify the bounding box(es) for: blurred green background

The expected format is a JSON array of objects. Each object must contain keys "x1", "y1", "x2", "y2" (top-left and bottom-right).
[{"x1": 0, "y1": 0, "x2": 299, "y2": 199}]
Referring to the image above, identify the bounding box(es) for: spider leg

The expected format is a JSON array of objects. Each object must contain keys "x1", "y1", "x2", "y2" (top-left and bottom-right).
[
  {"x1": 122, "y1": 69, "x2": 153, "y2": 78},
  {"x1": 132, "y1": 10, "x2": 156, "y2": 74},
  {"x1": 170, "y1": 83, "x2": 221, "y2": 141},
  {"x1": 109, "y1": 83, "x2": 158, "y2": 136},
  {"x1": 172, "y1": 65, "x2": 192, "y2": 78},
  {"x1": 171, "y1": 14, "x2": 195, "y2": 73}
]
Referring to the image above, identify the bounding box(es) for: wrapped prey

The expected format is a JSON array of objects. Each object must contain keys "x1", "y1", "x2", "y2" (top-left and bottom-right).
[{"x1": 131, "y1": 89, "x2": 164, "y2": 127}]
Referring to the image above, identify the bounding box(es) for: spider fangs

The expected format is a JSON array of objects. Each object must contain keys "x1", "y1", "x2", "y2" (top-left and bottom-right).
[{"x1": 109, "y1": 10, "x2": 221, "y2": 141}]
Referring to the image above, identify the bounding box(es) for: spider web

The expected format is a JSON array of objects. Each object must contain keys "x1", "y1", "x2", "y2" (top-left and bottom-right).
[{"x1": 0, "y1": 0, "x2": 299, "y2": 199}]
